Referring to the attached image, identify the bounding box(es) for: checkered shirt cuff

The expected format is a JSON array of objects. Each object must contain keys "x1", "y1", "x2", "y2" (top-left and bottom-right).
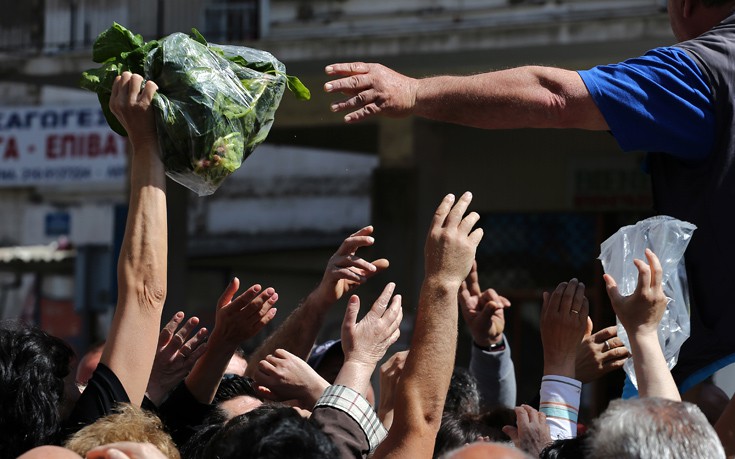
[{"x1": 315, "y1": 384, "x2": 388, "y2": 452}]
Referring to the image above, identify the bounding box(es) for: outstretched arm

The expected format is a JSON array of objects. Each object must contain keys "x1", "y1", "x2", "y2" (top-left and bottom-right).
[
  {"x1": 324, "y1": 63, "x2": 606, "y2": 130},
  {"x1": 100, "y1": 72, "x2": 167, "y2": 406},
  {"x1": 245, "y1": 226, "x2": 388, "y2": 377},
  {"x1": 185, "y1": 277, "x2": 278, "y2": 404},
  {"x1": 604, "y1": 248, "x2": 680, "y2": 401},
  {"x1": 373, "y1": 192, "x2": 483, "y2": 459}
]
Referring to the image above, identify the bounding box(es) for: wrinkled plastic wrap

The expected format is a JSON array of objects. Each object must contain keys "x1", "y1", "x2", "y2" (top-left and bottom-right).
[
  {"x1": 598, "y1": 216, "x2": 696, "y2": 389},
  {"x1": 145, "y1": 34, "x2": 286, "y2": 196},
  {"x1": 81, "y1": 24, "x2": 309, "y2": 196}
]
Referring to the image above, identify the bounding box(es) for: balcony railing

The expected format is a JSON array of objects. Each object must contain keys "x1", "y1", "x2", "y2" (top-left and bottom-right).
[{"x1": 0, "y1": 0, "x2": 260, "y2": 56}]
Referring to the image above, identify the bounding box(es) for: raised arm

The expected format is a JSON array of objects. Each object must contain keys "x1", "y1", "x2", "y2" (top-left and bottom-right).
[
  {"x1": 539, "y1": 279, "x2": 589, "y2": 439},
  {"x1": 245, "y1": 226, "x2": 388, "y2": 377},
  {"x1": 334, "y1": 282, "x2": 403, "y2": 398},
  {"x1": 324, "y1": 63, "x2": 607, "y2": 130},
  {"x1": 100, "y1": 72, "x2": 167, "y2": 405},
  {"x1": 373, "y1": 192, "x2": 483, "y2": 459},
  {"x1": 185, "y1": 277, "x2": 278, "y2": 404},
  {"x1": 145, "y1": 312, "x2": 209, "y2": 406},
  {"x1": 603, "y1": 248, "x2": 680, "y2": 401},
  {"x1": 459, "y1": 261, "x2": 516, "y2": 409}
]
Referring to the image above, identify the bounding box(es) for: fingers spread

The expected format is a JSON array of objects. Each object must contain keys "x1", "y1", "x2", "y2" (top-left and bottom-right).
[
  {"x1": 343, "y1": 295, "x2": 361, "y2": 329},
  {"x1": 445, "y1": 191, "x2": 473, "y2": 229},
  {"x1": 158, "y1": 311, "x2": 184, "y2": 347},
  {"x1": 646, "y1": 248, "x2": 663, "y2": 289},
  {"x1": 370, "y1": 282, "x2": 396, "y2": 315},
  {"x1": 431, "y1": 194, "x2": 456, "y2": 229},
  {"x1": 218, "y1": 277, "x2": 241, "y2": 309},
  {"x1": 324, "y1": 62, "x2": 371, "y2": 77}
]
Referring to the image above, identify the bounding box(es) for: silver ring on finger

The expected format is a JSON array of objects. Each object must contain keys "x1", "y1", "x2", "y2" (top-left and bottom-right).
[{"x1": 604, "y1": 340, "x2": 611, "y2": 351}]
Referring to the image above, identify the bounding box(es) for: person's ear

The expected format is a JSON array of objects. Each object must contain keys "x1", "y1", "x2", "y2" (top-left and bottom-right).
[{"x1": 682, "y1": 0, "x2": 695, "y2": 18}]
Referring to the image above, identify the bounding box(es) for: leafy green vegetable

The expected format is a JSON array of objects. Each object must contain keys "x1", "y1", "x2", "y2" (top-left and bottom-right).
[{"x1": 80, "y1": 23, "x2": 310, "y2": 195}]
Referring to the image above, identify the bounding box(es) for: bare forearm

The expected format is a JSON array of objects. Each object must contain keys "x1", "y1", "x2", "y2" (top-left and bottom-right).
[
  {"x1": 414, "y1": 67, "x2": 606, "y2": 131},
  {"x1": 245, "y1": 292, "x2": 328, "y2": 377},
  {"x1": 334, "y1": 360, "x2": 374, "y2": 399},
  {"x1": 103, "y1": 142, "x2": 167, "y2": 405},
  {"x1": 396, "y1": 279, "x2": 457, "y2": 432},
  {"x1": 629, "y1": 333, "x2": 680, "y2": 401},
  {"x1": 185, "y1": 334, "x2": 236, "y2": 404}
]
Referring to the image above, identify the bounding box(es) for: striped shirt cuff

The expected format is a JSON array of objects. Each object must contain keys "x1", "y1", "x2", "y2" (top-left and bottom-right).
[
  {"x1": 539, "y1": 375, "x2": 582, "y2": 439},
  {"x1": 315, "y1": 384, "x2": 388, "y2": 452}
]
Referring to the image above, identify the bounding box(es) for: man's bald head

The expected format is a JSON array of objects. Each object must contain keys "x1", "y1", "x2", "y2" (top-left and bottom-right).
[{"x1": 445, "y1": 442, "x2": 531, "y2": 459}]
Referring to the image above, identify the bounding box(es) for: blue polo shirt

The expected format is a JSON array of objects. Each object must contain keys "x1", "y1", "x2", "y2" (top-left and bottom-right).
[{"x1": 578, "y1": 47, "x2": 715, "y2": 161}]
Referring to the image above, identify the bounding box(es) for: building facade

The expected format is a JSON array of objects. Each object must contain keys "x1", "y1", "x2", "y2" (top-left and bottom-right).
[{"x1": 1, "y1": 0, "x2": 690, "y2": 407}]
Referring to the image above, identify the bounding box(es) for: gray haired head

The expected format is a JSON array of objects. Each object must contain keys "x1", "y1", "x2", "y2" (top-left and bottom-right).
[{"x1": 587, "y1": 397, "x2": 725, "y2": 459}]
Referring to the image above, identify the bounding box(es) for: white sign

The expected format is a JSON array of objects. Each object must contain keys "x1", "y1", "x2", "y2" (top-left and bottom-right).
[{"x1": 0, "y1": 105, "x2": 127, "y2": 186}]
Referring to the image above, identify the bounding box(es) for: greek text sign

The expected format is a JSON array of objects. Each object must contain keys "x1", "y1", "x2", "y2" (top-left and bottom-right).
[{"x1": 0, "y1": 106, "x2": 127, "y2": 186}]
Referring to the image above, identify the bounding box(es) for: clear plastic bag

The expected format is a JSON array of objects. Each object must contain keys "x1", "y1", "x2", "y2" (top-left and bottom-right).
[
  {"x1": 145, "y1": 33, "x2": 287, "y2": 196},
  {"x1": 598, "y1": 216, "x2": 696, "y2": 389},
  {"x1": 81, "y1": 24, "x2": 309, "y2": 196}
]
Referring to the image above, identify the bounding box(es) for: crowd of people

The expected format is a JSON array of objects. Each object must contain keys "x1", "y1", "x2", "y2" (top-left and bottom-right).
[{"x1": 4, "y1": 0, "x2": 735, "y2": 457}]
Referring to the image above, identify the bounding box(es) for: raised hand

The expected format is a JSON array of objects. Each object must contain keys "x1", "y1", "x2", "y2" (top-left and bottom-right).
[
  {"x1": 109, "y1": 71, "x2": 158, "y2": 148},
  {"x1": 502, "y1": 405, "x2": 552, "y2": 457},
  {"x1": 332, "y1": 282, "x2": 403, "y2": 400},
  {"x1": 459, "y1": 261, "x2": 510, "y2": 347},
  {"x1": 424, "y1": 192, "x2": 484, "y2": 286},
  {"x1": 324, "y1": 63, "x2": 418, "y2": 123},
  {"x1": 185, "y1": 278, "x2": 278, "y2": 404},
  {"x1": 575, "y1": 322, "x2": 630, "y2": 384},
  {"x1": 341, "y1": 282, "x2": 403, "y2": 367},
  {"x1": 603, "y1": 248, "x2": 668, "y2": 336},
  {"x1": 541, "y1": 279, "x2": 589, "y2": 378},
  {"x1": 254, "y1": 348, "x2": 330, "y2": 409},
  {"x1": 145, "y1": 312, "x2": 208, "y2": 405},
  {"x1": 311, "y1": 226, "x2": 389, "y2": 309},
  {"x1": 213, "y1": 277, "x2": 279, "y2": 345},
  {"x1": 603, "y1": 249, "x2": 678, "y2": 400}
]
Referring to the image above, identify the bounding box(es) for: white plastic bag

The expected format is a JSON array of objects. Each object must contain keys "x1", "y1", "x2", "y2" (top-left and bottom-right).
[{"x1": 598, "y1": 216, "x2": 696, "y2": 389}]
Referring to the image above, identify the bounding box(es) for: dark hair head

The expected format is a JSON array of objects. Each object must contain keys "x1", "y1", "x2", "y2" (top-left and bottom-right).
[
  {"x1": 444, "y1": 367, "x2": 480, "y2": 416},
  {"x1": 540, "y1": 434, "x2": 588, "y2": 459},
  {"x1": 433, "y1": 410, "x2": 512, "y2": 458},
  {"x1": 180, "y1": 423, "x2": 223, "y2": 459},
  {"x1": 203, "y1": 406, "x2": 339, "y2": 459},
  {"x1": 0, "y1": 324, "x2": 74, "y2": 457},
  {"x1": 213, "y1": 375, "x2": 261, "y2": 404}
]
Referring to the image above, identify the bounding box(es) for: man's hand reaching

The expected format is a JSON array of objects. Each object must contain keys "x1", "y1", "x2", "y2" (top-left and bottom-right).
[
  {"x1": 324, "y1": 63, "x2": 418, "y2": 123},
  {"x1": 459, "y1": 261, "x2": 510, "y2": 347},
  {"x1": 310, "y1": 225, "x2": 389, "y2": 310},
  {"x1": 145, "y1": 312, "x2": 208, "y2": 405}
]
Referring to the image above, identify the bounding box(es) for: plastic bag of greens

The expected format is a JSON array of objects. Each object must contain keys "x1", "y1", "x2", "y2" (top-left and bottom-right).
[
  {"x1": 598, "y1": 216, "x2": 696, "y2": 389},
  {"x1": 80, "y1": 23, "x2": 310, "y2": 196}
]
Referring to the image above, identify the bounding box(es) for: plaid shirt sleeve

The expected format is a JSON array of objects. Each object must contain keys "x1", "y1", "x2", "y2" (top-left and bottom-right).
[{"x1": 314, "y1": 384, "x2": 388, "y2": 452}]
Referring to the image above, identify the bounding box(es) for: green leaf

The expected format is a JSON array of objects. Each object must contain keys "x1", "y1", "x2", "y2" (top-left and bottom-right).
[
  {"x1": 286, "y1": 75, "x2": 311, "y2": 101},
  {"x1": 97, "y1": 93, "x2": 128, "y2": 137},
  {"x1": 92, "y1": 22, "x2": 145, "y2": 63},
  {"x1": 121, "y1": 40, "x2": 159, "y2": 75},
  {"x1": 79, "y1": 59, "x2": 122, "y2": 92},
  {"x1": 190, "y1": 28, "x2": 208, "y2": 46}
]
